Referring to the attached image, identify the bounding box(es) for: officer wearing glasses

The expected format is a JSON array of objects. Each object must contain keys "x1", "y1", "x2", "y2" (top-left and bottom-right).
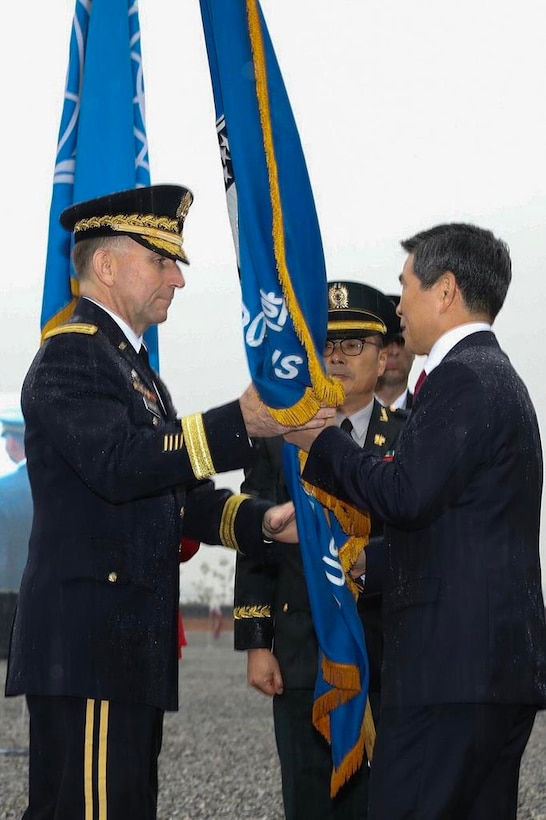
[
  {"x1": 234, "y1": 280, "x2": 408, "y2": 820},
  {"x1": 323, "y1": 337, "x2": 382, "y2": 356}
]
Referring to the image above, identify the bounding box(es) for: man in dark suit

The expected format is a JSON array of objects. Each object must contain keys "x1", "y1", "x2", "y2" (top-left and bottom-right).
[
  {"x1": 0, "y1": 411, "x2": 33, "y2": 657},
  {"x1": 234, "y1": 282, "x2": 407, "y2": 819},
  {"x1": 5, "y1": 185, "x2": 333, "y2": 820},
  {"x1": 375, "y1": 294, "x2": 415, "y2": 410},
  {"x1": 286, "y1": 223, "x2": 546, "y2": 819}
]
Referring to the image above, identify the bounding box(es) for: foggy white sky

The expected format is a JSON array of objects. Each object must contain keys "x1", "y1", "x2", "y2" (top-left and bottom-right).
[{"x1": 1, "y1": 0, "x2": 545, "y2": 597}]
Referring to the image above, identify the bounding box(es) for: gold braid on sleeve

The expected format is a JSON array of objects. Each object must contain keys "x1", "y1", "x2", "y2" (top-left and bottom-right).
[
  {"x1": 181, "y1": 414, "x2": 215, "y2": 479},
  {"x1": 233, "y1": 605, "x2": 271, "y2": 620},
  {"x1": 219, "y1": 494, "x2": 251, "y2": 552}
]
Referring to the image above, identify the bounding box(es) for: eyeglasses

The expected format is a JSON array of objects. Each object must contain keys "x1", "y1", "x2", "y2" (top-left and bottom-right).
[{"x1": 323, "y1": 338, "x2": 382, "y2": 357}]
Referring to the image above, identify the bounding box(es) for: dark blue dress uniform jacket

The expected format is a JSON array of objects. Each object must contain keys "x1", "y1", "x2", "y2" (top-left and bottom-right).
[
  {"x1": 5, "y1": 298, "x2": 272, "y2": 712},
  {"x1": 303, "y1": 332, "x2": 546, "y2": 708}
]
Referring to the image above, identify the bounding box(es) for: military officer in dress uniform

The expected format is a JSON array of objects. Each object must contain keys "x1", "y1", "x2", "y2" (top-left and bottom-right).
[
  {"x1": 234, "y1": 281, "x2": 407, "y2": 820},
  {"x1": 4, "y1": 185, "x2": 334, "y2": 820}
]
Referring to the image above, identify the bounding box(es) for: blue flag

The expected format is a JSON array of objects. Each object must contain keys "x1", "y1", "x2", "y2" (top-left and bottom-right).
[
  {"x1": 41, "y1": 0, "x2": 158, "y2": 368},
  {"x1": 199, "y1": 0, "x2": 371, "y2": 794}
]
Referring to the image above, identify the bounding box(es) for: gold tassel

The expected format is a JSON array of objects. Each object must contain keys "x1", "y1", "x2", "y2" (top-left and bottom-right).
[{"x1": 266, "y1": 385, "x2": 343, "y2": 427}]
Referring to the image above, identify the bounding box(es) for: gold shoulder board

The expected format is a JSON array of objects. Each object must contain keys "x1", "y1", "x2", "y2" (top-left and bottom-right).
[{"x1": 43, "y1": 323, "x2": 98, "y2": 339}]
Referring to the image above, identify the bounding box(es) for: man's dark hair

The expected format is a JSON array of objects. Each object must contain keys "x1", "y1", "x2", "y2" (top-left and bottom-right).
[{"x1": 400, "y1": 223, "x2": 512, "y2": 320}]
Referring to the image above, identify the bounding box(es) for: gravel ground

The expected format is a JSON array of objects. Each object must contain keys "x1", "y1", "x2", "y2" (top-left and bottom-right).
[{"x1": 1, "y1": 631, "x2": 544, "y2": 819}]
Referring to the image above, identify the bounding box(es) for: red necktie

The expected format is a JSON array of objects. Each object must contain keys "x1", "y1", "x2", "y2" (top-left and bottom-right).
[{"x1": 413, "y1": 368, "x2": 427, "y2": 397}]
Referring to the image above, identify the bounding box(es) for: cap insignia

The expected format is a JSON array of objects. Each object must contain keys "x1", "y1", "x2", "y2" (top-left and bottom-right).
[
  {"x1": 328, "y1": 284, "x2": 349, "y2": 310},
  {"x1": 176, "y1": 191, "x2": 193, "y2": 226}
]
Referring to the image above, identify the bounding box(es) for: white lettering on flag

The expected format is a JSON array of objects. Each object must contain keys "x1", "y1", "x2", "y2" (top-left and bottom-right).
[{"x1": 323, "y1": 537, "x2": 345, "y2": 587}]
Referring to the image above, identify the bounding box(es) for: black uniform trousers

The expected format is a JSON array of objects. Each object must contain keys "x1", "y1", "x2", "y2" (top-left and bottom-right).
[
  {"x1": 273, "y1": 689, "x2": 381, "y2": 820},
  {"x1": 369, "y1": 702, "x2": 537, "y2": 820},
  {"x1": 24, "y1": 695, "x2": 163, "y2": 820}
]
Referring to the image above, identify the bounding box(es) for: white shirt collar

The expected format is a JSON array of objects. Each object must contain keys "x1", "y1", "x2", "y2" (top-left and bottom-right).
[
  {"x1": 83, "y1": 297, "x2": 144, "y2": 353},
  {"x1": 424, "y1": 322, "x2": 491, "y2": 375},
  {"x1": 376, "y1": 388, "x2": 409, "y2": 410},
  {"x1": 336, "y1": 399, "x2": 375, "y2": 446}
]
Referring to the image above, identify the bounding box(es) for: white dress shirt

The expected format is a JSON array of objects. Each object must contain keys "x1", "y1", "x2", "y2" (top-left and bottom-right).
[
  {"x1": 336, "y1": 399, "x2": 375, "y2": 447},
  {"x1": 82, "y1": 297, "x2": 144, "y2": 353},
  {"x1": 422, "y1": 322, "x2": 492, "y2": 376}
]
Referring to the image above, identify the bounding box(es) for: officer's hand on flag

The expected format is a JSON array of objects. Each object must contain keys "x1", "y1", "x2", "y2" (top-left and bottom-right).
[
  {"x1": 262, "y1": 501, "x2": 298, "y2": 543},
  {"x1": 284, "y1": 413, "x2": 336, "y2": 452},
  {"x1": 349, "y1": 550, "x2": 367, "y2": 592},
  {"x1": 239, "y1": 384, "x2": 335, "y2": 437}
]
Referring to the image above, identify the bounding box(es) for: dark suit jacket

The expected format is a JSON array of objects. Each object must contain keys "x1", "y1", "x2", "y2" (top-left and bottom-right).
[
  {"x1": 234, "y1": 401, "x2": 407, "y2": 693},
  {"x1": 6, "y1": 298, "x2": 271, "y2": 711},
  {"x1": 303, "y1": 331, "x2": 546, "y2": 708}
]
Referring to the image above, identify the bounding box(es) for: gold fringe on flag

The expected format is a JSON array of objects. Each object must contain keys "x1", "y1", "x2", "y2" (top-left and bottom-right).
[
  {"x1": 297, "y1": 440, "x2": 376, "y2": 791},
  {"x1": 297, "y1": 451, "x2": 371, "y2": 595},
  {"x1": 313, "y1": 688, "x2": 354, "y2": 741},
  {"x1": 339, "y1": 535, "x2": 370, "y2": 599},
  {"x1": 312, "y1": 659, "x2": 360, "y2": 735},
  {"x1": 245, "y1": 0, "x2": 344, "y2": 424},
  {"x1": 330, "y1": 713, "x2": 368, "y2": 798},
  {"x1": 312, "y1": 667, "x2": 374, "y2": 796},
  {"x1": 363, "y1": 697, "x2": 376, "y2": 762},
  {"x1": 264, "y1": 386, "x2": 342, "y2": 427},
  {"x1": 313, "y1": 687, "x2": 376, "y2": 796},
  {"x1": 322, "y1": 656, "x2": 361, "y2": 692}
]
